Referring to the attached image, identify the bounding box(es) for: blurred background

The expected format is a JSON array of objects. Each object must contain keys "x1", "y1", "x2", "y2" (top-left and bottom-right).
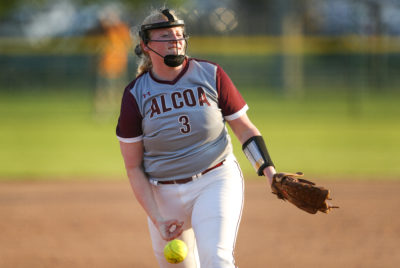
[{"x1": 0, "y1": 0, "x2": 399, "y2": 180}]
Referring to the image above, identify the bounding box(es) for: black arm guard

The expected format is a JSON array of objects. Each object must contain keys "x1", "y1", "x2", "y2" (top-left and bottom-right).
[{"x1": 242, "y1": 136, "x2": 274, "y2": 176}]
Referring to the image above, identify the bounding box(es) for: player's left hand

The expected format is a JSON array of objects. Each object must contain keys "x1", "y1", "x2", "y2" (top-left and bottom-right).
[
  {"x1": 270, "y1": 172, "x2": 339, "y2": 214},
  {"x1": 157, "y1": 219, "x2": 184, "y2": 241}
]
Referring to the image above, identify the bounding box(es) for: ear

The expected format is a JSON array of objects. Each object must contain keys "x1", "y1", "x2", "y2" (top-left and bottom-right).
[{"x1": 140, "y1": 41, "x2": 150, "y2": 52}]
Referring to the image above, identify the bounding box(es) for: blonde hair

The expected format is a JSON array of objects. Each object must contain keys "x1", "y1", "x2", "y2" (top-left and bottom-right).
[{"x1": 136, "y1": 8, "x2": 181, "y2": 76}]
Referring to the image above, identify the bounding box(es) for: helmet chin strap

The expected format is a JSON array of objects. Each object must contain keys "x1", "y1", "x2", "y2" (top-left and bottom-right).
[{"x1": 145, "y1": 39, "x2": 187, "y2": 67}]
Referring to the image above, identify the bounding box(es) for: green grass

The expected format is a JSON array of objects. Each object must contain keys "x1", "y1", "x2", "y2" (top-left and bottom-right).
[
  {"x1": 0, "y1": 88, "x2": 399, "y2": 180},
  {"x1": 0, "y1": 90, "x2": 125, "y2": 179},
  {"x1": 233, "y1": 89, "x2": 400, "y2": 179}
]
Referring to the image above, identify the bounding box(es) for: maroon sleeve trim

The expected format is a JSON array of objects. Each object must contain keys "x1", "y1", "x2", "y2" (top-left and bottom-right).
[
  {"x1": 116, "y1": 80, "x2": 143, "y2": 139},
  {"x1": 216, "y1": 65, "x2": 247, "y2": 117}
]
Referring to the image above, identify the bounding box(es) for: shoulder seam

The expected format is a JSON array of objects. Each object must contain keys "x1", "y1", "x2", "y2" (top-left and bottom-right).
[
  {"x1": 189, "y1": 57, "x2": 219, "y2": 67},
  {"x1": 125, "y1": 71, "x2": 147, "y2": 91}
]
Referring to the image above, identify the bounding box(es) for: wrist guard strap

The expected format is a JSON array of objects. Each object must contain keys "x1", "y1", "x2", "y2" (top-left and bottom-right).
[{"x1": 242, "y1": 136, "x2": 274, "y2": 176}]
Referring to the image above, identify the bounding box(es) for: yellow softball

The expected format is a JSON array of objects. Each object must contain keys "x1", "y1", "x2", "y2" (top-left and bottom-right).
[{"x1": 164, "y1": 239, "x2": 188, "y2": 264}]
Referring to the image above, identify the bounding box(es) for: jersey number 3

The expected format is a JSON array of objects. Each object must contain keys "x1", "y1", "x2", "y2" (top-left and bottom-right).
[{"x1": 178, "y1": 115, "x2": 191, "y2": 134}]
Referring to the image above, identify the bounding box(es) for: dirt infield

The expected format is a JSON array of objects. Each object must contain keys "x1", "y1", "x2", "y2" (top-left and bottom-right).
[{"x1": 1, "y1": 179, "x2": 399, "y2": 268}]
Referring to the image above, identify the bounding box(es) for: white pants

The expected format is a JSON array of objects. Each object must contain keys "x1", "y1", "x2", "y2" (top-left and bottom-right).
[{"x1": 148, "y1": 155, "x2": 244, "y2": 268}]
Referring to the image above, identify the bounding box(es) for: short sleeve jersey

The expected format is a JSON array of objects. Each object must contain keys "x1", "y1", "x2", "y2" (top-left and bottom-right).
[{"x1": 116, "y1": 58, "x2": 248, "y2": 180}]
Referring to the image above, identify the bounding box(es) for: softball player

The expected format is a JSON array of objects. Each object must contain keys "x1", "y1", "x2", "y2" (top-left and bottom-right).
[{"x1": 117, "y1": 8, "x2": 276, "y2": 268}]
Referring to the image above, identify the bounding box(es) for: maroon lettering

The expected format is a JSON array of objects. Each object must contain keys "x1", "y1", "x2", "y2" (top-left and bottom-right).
[
  {"x1": 150, "y1": 88, "x2": 212, "y2": 118},
  {"x1": 183, "y1": 89, "x2": 196, "y2": 107},
  {"x1": 178, "y1": 115, "x2": 191, "y2": 134},
  {"x1": 171, "y1": 92, "x2": 184, "y2": 109},
  {"x1": 197, "y1": 87, "x2": 211, "y2": 106},
  {"x1": 160, "y1": 95, "x2": 172, "y2": 113},
  {"x1": 150, "y1": 98, "x2": 161, "y2": 118}
]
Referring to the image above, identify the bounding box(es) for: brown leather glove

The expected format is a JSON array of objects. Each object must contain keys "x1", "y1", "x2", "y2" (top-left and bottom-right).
[{"x1": 271, "y1": 172, "x2": 339, "y2": 214}]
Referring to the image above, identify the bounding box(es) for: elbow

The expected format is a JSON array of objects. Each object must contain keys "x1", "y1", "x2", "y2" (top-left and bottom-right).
[{"x1": 125, "y1": 165, "x2": 142, "y2": 178}]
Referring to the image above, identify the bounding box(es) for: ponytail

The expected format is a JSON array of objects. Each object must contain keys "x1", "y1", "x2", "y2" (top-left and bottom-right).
[{"x1": 135, "y1": 44, "x2": 152, "y2": 77}]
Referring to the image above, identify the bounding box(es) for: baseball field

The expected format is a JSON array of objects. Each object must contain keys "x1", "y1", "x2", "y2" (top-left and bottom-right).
[{"x1": 0, "y1": 88, "x2": 399, "y2": 267}]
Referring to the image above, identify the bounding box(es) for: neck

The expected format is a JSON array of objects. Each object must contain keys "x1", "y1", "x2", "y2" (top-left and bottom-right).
[{"x1": 151, "y1": 58, "x2": 186, "y2": 81}]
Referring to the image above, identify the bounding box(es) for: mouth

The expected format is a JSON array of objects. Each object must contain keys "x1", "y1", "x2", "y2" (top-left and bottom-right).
[
  {"x1": 168, "y1": 45, "x2": 182, "y2": 49},
  {"x1": 167, "y1": 47, "x2": 183, "y2": 55}
]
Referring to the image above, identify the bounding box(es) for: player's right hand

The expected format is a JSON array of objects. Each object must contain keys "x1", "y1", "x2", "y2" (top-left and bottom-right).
[{"x1": 157, "y1": 219, "x2": 184, "y2": 241}]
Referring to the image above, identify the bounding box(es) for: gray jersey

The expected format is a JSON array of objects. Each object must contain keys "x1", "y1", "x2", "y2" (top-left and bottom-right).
[{"x1": 116, "y1": 58, "x2": 248, "y2": 180}]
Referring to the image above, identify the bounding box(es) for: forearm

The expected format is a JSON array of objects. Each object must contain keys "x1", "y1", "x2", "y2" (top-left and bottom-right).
[
  {"x1": 120, "y1": 141, "x2": 183, "y2": 241},
  {"x1": 228, "y1": 114, "x2": 276, "y2": 182},
  {"x1": 233, "y1": 122, "x2": 261, "y2": 144},
  {"x1": 126, "y1": 167, "x2": 163, "y2": 225}
]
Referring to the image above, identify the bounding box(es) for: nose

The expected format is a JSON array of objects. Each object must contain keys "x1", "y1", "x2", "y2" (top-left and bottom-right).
[
  {"x1": 169, "y1": 38, "x2": 178, "y2": 44},
  {"x1": 168, "y1": 36, "x2": 183, "y2": 47},
  {"x1": 172, "y1": 32, "x2": 179, "y2": 39},
  {"x1": 169, "y1": 34, "x2": 179, "y2": 42},
  {"x1": 169, "y1": 30, "x2": 184, "y2": 41}
]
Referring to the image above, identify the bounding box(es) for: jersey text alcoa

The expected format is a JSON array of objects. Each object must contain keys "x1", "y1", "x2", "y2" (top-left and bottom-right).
[{"x1": 149, "y1": 87, "x2": 211, "y2": 118}]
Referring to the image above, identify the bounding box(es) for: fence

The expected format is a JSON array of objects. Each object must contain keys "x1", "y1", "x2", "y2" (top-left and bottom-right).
[{"x1": 1, "y1": 36, "x2": 399, "y2": 94}]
